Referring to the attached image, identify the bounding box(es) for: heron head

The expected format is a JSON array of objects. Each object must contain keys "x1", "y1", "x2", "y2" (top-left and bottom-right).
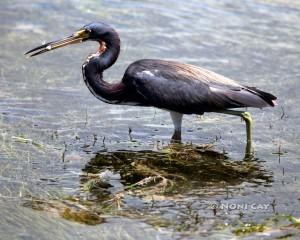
[
  {"x1": 25, "y1": 22, "x2": 114, "y2": 57},
  {"x1": 83, "y1": 22, "x2": 116, "y2": 42}
]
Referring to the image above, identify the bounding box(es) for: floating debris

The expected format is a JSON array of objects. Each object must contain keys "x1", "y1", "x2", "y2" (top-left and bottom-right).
[{"x1": 11, "y1": 136, "x2": 43, "y2": 148}]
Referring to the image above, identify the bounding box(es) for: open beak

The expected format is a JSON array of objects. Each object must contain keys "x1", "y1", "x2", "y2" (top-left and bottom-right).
[{"x1": 25, "y1": 29, "x2": 90, "y2": 57}]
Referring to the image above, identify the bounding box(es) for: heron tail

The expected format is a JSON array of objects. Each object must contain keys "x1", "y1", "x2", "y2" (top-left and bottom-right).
[{"x1": 246, "y1": 87, "x2": 277, "y2": 107}]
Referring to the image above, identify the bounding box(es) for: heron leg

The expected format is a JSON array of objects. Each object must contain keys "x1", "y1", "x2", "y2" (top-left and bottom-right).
[
  {"x1": 217, "y1": 110, "x2": 253, "y2": 156},
  {"x1": 169, "y1": 111, "x2": 183, "y2": 143}
]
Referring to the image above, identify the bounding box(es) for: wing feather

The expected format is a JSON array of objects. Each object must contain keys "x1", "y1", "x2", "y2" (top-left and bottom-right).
[{"x1": 123, "y1": 59, "x2": 276, "y2": 114}]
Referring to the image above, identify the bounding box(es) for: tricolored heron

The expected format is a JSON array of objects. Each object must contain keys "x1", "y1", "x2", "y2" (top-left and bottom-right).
[{"x1": 25, "y1": 22, "x2": 276, "y2": 153}]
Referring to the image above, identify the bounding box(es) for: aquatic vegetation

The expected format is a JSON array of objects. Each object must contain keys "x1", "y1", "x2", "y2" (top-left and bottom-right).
[
  {"x1": 23, "y1": 193, "x2": 300, "y2": 238},
  {"x1": 232, "y1": 214, "x2": 300, "y2": 237},
  {"x1": 22, "y1": 143, "x2": 275, "y2": 236},
  {"x1": 2, "y1": 1, "x2": 299, "y2": 239},
  {"x1": 23, "y1": 197, "x2": 103, "y2": 225},
  {"x1": 82, "y1": 144, "x2": 272, "y2": 198},
  {"x1": 233, "y1": 222, "x2": 269, "y2": 236},
  {"x1": 288, "y1": 215, "x2": 300, "y2": 228},
  {"x1": 60, "y1": 208, "x2": 103, "y2": 225}
]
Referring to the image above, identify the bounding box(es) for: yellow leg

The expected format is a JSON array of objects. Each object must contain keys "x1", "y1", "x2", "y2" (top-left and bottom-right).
[
  {"x1": 241, "y1": 112, "x2": 252, "y2": 143},
  {"x1": 217, "y1": 110, "x2": 253, "y2": 157}
]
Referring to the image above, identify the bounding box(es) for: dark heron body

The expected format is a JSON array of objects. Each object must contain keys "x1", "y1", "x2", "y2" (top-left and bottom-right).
[{"x1": 26, "y1": 22, "x2": 277, "y2": 153}]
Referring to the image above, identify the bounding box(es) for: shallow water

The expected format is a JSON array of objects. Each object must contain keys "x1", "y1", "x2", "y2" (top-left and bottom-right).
[{"x1": 0, "y1": 0, "x2": 300, "y2": 239}]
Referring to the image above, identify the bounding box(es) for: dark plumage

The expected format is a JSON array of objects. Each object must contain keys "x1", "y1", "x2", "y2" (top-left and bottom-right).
[
  {"x1": 25, "y1": 21, "x2": 277, "y2": 153},
  {"x1": 123, "y1": 59, "x2": 276, "y2": 113}
]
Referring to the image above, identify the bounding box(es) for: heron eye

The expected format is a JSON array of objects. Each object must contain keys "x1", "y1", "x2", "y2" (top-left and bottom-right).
[{"x1": 85, "y1": 28, "x2": 92, "y2": 33}]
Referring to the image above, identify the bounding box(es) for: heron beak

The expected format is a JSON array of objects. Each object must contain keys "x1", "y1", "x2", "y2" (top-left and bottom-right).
[{"x1": 25, "y1": 29, "x2": 90, "y2": 57}]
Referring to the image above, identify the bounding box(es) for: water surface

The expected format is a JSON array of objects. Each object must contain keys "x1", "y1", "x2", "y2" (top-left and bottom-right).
[{"x1": 0, "y1": 0, "x2": 300, "y2": 239}]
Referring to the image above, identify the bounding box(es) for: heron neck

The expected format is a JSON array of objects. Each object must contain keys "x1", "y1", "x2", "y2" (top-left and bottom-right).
[
  {"x1": 82, "y1": 64, "x2": 125, "y2": 104},
  {"x1": 98, "y1": 29, "x2": 120, "y2": 70},
  {"x1": 82, "y1": 31, "x2": 124, "y2": 103}
]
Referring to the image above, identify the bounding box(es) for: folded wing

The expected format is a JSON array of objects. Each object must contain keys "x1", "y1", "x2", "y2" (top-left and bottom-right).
[{"x1": 123, "y1": 59, "x2": 276, "y2": 114}]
